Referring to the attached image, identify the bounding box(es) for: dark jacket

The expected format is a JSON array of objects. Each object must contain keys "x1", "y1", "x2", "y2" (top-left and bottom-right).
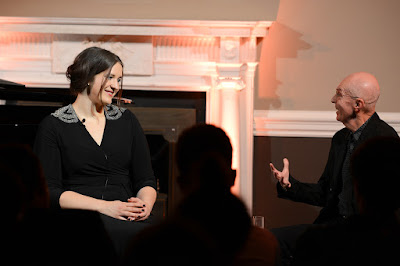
[{"x1": 277, "y1": 112, "x2": 399, "y2": 224}]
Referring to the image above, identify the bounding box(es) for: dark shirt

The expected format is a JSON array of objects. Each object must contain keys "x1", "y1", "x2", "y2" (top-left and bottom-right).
[
  {"x1": 338, "y1": 117, "x2": 370, "y2": 218},
  {"x1": 33, "y1": 104, "x2": 156, "y2": 208}
]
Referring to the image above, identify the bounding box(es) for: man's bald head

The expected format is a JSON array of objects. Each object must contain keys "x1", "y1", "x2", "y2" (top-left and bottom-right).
[{"x1": 340, "y1": 72, "x2": 380, "y2": 112}]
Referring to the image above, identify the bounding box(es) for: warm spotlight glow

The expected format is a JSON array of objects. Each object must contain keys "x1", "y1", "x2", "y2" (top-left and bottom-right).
[
  {"x1": 217, "y1": 85, "x2": 240, "y2": 196},
  {"x1": 214, "y1": 76, "x2": 245, "y2": 196}
]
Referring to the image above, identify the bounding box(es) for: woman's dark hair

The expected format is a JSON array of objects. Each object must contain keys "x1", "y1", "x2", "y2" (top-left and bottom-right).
[{"x1": 66, "y1": 47, "x2": 124, "y2": 100}]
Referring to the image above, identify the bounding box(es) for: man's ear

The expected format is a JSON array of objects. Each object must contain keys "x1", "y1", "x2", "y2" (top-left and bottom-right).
[{"x1": 355, "y1": 98, "x2": 364, "y2": 110}]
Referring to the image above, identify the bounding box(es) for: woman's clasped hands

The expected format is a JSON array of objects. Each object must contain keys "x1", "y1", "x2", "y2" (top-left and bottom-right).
[{"x1": 99, "y1": 197, "x2": 150, "y2": 221}]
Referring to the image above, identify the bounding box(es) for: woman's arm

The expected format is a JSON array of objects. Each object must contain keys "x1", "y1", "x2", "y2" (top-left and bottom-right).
[
  {"x1": 127, "y1": 111, "x2": 158, "y2": 221},
  {"x1": 33, "y1": 116, "x2": 65, "y2": 208},
  {"x1": 136, "y1": 186, "x2": 157, "y2": 220},
  {"x1": 60, "y1": 191, "x2": 144, "y2": 221}
]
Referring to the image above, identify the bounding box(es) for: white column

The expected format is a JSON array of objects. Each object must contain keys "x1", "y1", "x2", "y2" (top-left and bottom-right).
[{"x1": 218, "y1": 84, "x2": 241, "y2": 194}]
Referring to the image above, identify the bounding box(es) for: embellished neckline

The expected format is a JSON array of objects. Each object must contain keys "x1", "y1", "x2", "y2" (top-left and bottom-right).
[{"x1": 51, "y1": 104, "x2": 126, "y2": 123}]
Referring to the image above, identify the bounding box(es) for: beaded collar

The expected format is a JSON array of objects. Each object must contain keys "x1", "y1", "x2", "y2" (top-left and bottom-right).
[{"x1": 51, "y1": 104, "x2": 126, "y2": 123}]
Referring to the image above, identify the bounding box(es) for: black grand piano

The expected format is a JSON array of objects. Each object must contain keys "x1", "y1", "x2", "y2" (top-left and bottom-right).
[{"x1": 0, "y1": 79, "x2": 74, "y2": 146}]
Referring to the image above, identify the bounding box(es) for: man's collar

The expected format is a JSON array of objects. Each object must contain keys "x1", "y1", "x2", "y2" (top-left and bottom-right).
[{"x1": 348, "y1": 113, "x2": 375, "y2": 142}]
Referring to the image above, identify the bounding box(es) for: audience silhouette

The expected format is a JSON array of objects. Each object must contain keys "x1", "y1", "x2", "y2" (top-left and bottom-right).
[
  {"x1": 123, "y1": 124, "x2": 279, "y2": 266},
  {"x1": 1, "y1": 144, "x2": 117, "y2": 265}
]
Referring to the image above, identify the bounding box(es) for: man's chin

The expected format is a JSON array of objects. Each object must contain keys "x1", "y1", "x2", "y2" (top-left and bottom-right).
[{"x1": 335, "y1": 113, "x2": 341, "y2": 122}]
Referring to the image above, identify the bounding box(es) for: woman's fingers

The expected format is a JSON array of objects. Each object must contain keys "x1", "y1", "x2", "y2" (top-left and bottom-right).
[
  {"x1": 108, "y1": 198, "x2": 148, "y2": 222},
  {"x1": 127, "y1": 197, "x2": 146, "y2": 206},
  {"x1": 124, "y1": 205, "x2": 146, "y2": 215},
  {"x1": 116, "y1": 216, "x2": 128, "y2": 221}
]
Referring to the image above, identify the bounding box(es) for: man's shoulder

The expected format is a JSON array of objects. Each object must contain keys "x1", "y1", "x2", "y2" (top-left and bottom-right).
[
  {"x1": 332, "y1": 127, "x2": 350, "y2": 141},
  {"x1": 367, "y1": 112, "x2": 398, "y2": 138}
]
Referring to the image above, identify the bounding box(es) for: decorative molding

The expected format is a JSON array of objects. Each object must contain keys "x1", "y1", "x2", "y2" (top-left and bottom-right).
[
  {"x1": 0, "y1": 32, "x2": 52, "y2": 60},
  {"x1": 52, "y1": 35, "x2": 154, "y2": 75},
  {"x1": 155, "y1": 36, "x2": 218, "y2": 62},
  {"x1": 0, "y1": 17, "x2": 272, "y2": 37},
  {"x1": 254, "y1": 110, "x2": 400, "y2": 138}
]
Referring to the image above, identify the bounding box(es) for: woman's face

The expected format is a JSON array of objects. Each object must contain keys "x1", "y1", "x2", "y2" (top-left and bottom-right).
[{"x1": 89, "y1": 62, "x2": 123, "y2": 106}]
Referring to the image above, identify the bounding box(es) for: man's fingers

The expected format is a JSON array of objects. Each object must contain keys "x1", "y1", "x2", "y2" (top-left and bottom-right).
[
  {"x1": 269, "y1": 162, "x2": 277, "y2": 172},
  {"x1": 270, "y1": 162, "x2": 283, "y2": 182},
  {"x1": 283, "y1": 158, "x2": 289, "y2": 171}
]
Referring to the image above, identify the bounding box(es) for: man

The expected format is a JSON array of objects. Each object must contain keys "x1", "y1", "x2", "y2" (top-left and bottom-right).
[
  {"x1": 294, "y1": 136, "x2": 400, "y2": 266},
  {"x1": 269, "y1": 72, "x2": 399, "y2": 265}
]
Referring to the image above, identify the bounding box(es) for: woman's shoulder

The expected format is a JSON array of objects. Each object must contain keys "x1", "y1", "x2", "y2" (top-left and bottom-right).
[
  {"x1": 106, "y1": 104, "x2": 142, "y2": 124},
  {"x1": 37, "y1": 104, "x2": 82, "y2": 133},
  {"x1": 105, "y1": 104, "x2": 129, "y2": 120},
  {"x1": 50, "y1": 104, "x2": 79, "y2": 124},
  {"x1": 36, "y1": 106, "x2": 70, "y2": 135}
]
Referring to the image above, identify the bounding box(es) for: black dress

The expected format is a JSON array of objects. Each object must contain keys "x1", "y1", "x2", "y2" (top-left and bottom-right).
[{"x1": 33, "y1": 104, "x2": 157, "y2": 257}]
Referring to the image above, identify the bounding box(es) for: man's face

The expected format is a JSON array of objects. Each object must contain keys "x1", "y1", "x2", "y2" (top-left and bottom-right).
[{"x1": 331, "y1": 87, "x2": 357, "y2": 124}]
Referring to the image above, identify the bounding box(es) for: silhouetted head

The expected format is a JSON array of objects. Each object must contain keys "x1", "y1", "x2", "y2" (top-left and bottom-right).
[
  {"x1": 351, "y1": 136, "x2": 400, "y2": 214},
  {"x1": 0, "y1": 144, "x2": 49, "y2": 212},
  {"x1": 175, "y1": 124, "x2": 236, "y2": 195},
  {"x1": 2, "y1": 164, "x2": 25, "y2": 224}
]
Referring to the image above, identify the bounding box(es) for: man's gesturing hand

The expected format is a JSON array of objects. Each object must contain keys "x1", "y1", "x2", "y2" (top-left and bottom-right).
[{"x1": 269, "y1": 158, "x2": 291, "y2": 190}]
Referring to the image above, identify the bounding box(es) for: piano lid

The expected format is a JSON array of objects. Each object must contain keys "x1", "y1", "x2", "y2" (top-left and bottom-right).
[
  {"x1": 0, "y1": 79, "x2": 26, "y2": 90},
  {"x1": 0, "y1": 78, "x2": 73, "y2": 104}
]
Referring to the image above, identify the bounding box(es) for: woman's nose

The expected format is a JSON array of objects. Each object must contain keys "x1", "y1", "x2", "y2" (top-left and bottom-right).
[{"x1": 112, "y1": 79, "x2": 120, "y2": 90}]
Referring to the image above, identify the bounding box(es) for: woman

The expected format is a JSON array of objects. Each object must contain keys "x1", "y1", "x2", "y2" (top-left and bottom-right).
[{"x1": 34, "y1": 47, "x2": 157, "y2": 255}]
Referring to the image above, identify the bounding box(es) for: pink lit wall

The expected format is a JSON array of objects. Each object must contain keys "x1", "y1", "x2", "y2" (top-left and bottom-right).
[
  {"x1": 256, "y1": 0, "x2": 400, "y2": 113},
  {"x1": 0, "y1": 0, "x2": 279, "y2": 21}
]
